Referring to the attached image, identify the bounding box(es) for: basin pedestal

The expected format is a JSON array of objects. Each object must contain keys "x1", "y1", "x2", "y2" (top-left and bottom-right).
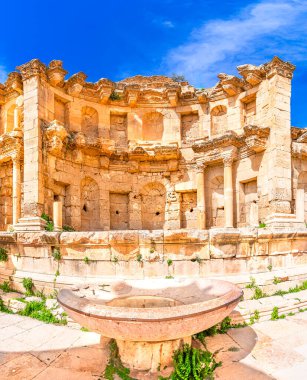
[{"x1": 116, "y1": 336, "x2": 192, "y2": 371}]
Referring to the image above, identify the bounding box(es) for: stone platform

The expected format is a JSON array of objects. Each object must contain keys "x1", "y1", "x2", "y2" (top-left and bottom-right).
[{"x1": 1, "y1": 309, "x2": 307, "y2": 379}]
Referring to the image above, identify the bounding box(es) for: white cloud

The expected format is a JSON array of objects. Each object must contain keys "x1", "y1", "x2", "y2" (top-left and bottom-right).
[
  {"x1": 162, "y1": 20, "x2": 175, "y2": 29},
  {"x1": 0, "y1": 65, "x2": 7, "y2": 83},
  {"x1": 164, "y1": 0, "x2": 307, "y2": 86}
]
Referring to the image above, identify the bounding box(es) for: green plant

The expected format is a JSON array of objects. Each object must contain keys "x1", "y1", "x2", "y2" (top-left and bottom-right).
[
  {"x1": 271, "y1": 306, "x2": 286, "y2": 321},
  {"x1": 55, "y1": 269, "x2": 60, "y2": 277},
  {"x1": 245, "y1": 277, "x2": 257, "y2": 289},
  {"x1": 109, "y1": 91, "x2": 121, "y2": 101},
  {"x1": 19, "y1": 301, "x2": 67, "y2": 325},
  {"x1": 136, "y1": 254, "x2": 143, "y2": 263},
  {"x1": 83, "y1": 256, "x2": 90, "y2": 265},
  {"x1": 0, "y1": 281, "x2": 13, "y2": 293},
  {"x1": 104, "y1": 339, "x2": 134, "y2": 380},
  {"x1": 258, "y1": 222, "x2": 266, "y2": 228},
  {"x1": 81, "y1": 327, "x2": 89, "y2": 332},
  {"x1": 250, "y1": 310, "x2": 260, "y2": 324},
  {"x1": 52, "y1": 247, "x2": 61, "y2": 261},
  {"x1": 41, "y1": 213, "x2": 54, "y2": 231},
  {"x1": 160, "y1": 344, "x2": 222, "y2": 380},
  {"x1": 0, "y1": 247, "x2": 8, "y2": 262},
  {"x1": 191, "y1": 256, "x2": 202, "y2": 264},
  {"x1": 171, "y1": 74, "x2": 186, "y2": 82},
  {"x1": 273, "y1": 276, "x2": 282, "y2": 285},
  {"x1": 62, "y1": 225, "x2": 75, "y2": 232},
  {"x1": 267, "y1": 264, "x2": 273, "y2": 271},
  {"x1": 112, "y1": 255, "x2": 119, "y2": 263},
  {"x1": 252, "y1": 287, "x2": 267, "y2": 300},
  {"x1": 0, "y1": 297, "x2": 12, "y2": 313},
  {"x1": 22, "y1": 277, "x2": 34, "y2": 295},
  {"x1": 167, "y1": 259, "x2": 173, "y2": 267},
  {"x1": 149, "y1": 248, "x2": 155, "y2": 254},
  {"x1": 165, "y1": 275, "x2": 174, "y2": 279}
]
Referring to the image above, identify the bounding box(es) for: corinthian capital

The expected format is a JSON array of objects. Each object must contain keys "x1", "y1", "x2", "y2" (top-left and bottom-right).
[{"x1": 16, "y1": 59, "x2": 47, "y2": 81}]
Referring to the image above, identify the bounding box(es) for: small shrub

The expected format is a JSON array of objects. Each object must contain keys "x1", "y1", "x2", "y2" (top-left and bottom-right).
[
  {"x1": 22, "y1": 277, "x2": 34, "y2": 295},
  {"x1": 136, "y1": 254, "x2": 143, "y2": 263},
  {"x1": 41, "y1": 213, "x2": 54, "y2": 232},
  {"x1": 161, "y1": 344, "x2": 222, "y2": 380},
  {"x1": 258, "y1": 222, "x2": 266, "y2": 228},
  {"x1": 0, "y1": 247, "x2": 8, "y2": 262},
  {"x1": 83, "y1": 256, "x2": 90, "y2": 265},
  {"x1": 252, "y1": 287, "x2": 267, "y2": 300},
  {"x1": 19, "y1": 301, "x2": 67, "y2": 325},
  {"x1": 167, "y1": 259, "x2": 173, "y2": 267},
  {"x1": 81, "y1": 326, "x2": 89, "y2": 332},
  {"x1": 0, "y1": 297, "x2": 12, "y2": 313},
  {"x1": 273, "y1": 276, "x2": 282, "y2": 285},
  {"x1": 149, "y1": 248, "x2": 155, "y2": 254},
  {"x1": 0, "y1": 281, "x2": 12, "y2": 293},
  {"x1": 109, "y1": 91, "x2": 121, "y2": 101},
  {"x1": 246, "y1": 277, "x2": 257, "y2": 289},
  {"x1": 165, "y1": 275, "x2": 174, "y2": 279},
  {"x1": 52, "y1": 247, "x2": 61, "y2": 261},
  {"x1": 267, "y1": 264, "x2": 273, "y2": 271},
  {"x1": 250, "y1": 310, "x2": 260, "y2": 324},
  {"x1": 171, "y1": 74, "x2": 186, "y2": 82}
]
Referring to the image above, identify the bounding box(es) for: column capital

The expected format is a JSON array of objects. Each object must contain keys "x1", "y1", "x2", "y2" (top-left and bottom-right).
[
  {"x1": 16, "y1": 59, "x2": 48, "y2": 82},
  {"x1": 195, "y1": 161, "x2": 207, "y2": 173},
  {"x1": 223, "y1": 156, "x2": 233, "y2": 167},
  {"x1": 264, "y1": 56, "x2": 295, "y2": 80}
]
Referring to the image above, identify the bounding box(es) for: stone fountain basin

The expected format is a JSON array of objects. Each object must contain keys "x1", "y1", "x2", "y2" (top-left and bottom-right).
[{"x1": 58, "y1": 279, "x2": 242, "y2": 342}]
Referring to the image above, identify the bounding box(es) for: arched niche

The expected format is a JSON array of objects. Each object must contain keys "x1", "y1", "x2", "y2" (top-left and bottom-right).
[
  {"x1": 6, "y1": 104, "x2": 16, "y2": 133},
  {"x1": 81, "y1": 106, "x2": 99, "y2": 139},
  {"x1": 211, "y1": 105, "x2": 227, "y2": 137},
  {"x1": 142, "y1": 112, "x2": 163, "y2": 141},
  {"x1": 209, "y1": 175, "x2": 224, "y2": 227},
  {"x1": 81, "y1": 177, "x2": 101, "y2": 231},
  {"x1": 141, "y1": 182, "x2": 166, "y2": 229}
]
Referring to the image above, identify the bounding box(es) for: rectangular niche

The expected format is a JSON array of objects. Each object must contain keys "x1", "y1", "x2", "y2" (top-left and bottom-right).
[
  {"x1": 54, "y1": 96, "x2": 67, "y2": 124},
  {"x1": 181, "y1": 112, "x2": 199, "y2": 144},
  {"x1": 241, "y1": 94, "x2": 256, "y2": 126},
  {"x1": 239, "y1": 179, "x2": 258, "y2": 227},
  {"x1": 180, "y1": 192, "x2": 197, "y2": 228},
  {"x1": 110, "y1": 113, "x2": 128, "y2": 148},
  {"x1": 110, "y1": 193, "x2": 129, "y2": 230}
]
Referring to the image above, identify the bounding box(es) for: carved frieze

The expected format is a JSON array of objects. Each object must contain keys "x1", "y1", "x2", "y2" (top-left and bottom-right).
[
  {"x1": 47, "y1": 60, "x2": 68, "y2": 87},
  {"x1": 65, "y1": 72, "x2": 87, "y2": 96}
]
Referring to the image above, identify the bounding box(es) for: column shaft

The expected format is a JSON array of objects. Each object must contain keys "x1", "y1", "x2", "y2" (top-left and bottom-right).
[
  {"x1": 224, "y1": 161, "x2": 234, "y2": 228},
  {"x1": 12, "y1": 157, "x2": 21, "y2": 225},
  {"x1": 196, "y1": 167, "x2": 206, "y2": 229}
]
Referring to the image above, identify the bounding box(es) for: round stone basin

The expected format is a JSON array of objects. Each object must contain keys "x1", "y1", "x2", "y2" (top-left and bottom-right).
[
  {"x1": 58, "y1": 279, "x2": 242, "y2": 373},
  {"x1": 58, "y1": 278, "x2": 242, "y2": 342}
]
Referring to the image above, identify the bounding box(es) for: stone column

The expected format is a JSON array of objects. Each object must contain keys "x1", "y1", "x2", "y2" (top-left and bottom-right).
[
  {"x1": 12, "y1": 155, "x2": 21, "y2": 226},
  {"x1": 196, "y1": 163, "x2": 206, "y2": 229},
  {"x1": 296, "y1": 188, "x2": 305, "y2": 222},
  {"x1": 53, "y1": 201, "x2": 63, "y2": 231},
  {"x1": 14, "y1": 59, "x2": 47, "y2": 231},
  {"x1": 224, "y1": 158, "x2": 234, "y2": 228}
]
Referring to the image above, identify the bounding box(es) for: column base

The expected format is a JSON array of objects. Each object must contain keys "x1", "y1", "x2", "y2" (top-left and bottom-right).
[
  {"x1": 14, "y1": 217, "x2": 47, "y2": 232},
  {"x1": 265, "y1": 213, "x2": 306, "y2": 229},
  {"x1": 116, "y1": 336, "x2": 191, "y2": 372}
]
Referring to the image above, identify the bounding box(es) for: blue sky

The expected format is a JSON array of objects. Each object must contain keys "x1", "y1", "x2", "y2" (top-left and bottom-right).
[{"x1": 1, "y1": 0, "x2": 307, "y2": 127}]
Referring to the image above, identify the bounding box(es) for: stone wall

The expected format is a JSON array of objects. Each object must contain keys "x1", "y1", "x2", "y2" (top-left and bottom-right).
[{"x1": 0, "y1": 229, "x2": 306, "y2": 292}]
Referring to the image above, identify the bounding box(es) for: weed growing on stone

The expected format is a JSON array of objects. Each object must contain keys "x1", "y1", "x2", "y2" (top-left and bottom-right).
[
  {"x1": 19, "y1": 300, "x2": 67, "y2": 325},
  {"x1": 191, "y1": 255, "x2": 202, "y2": 264},
  {"x1": 159, "y1": 344, "x2": 222, "y2": 380},
  {"x1": 83, "y1": 256, "x2": 90, "y2": 265},
  {"x1": 81, "y1": 327, "x2": 89, "y2": 332},
  {"x1": 167, "y1": 259, "x2": 173, "y2": 267},
  {"x1": 273, "y1": 276, "x2": 282, "y2": 285},
  {"x1": 62, "y1": 224, "x2": 75, "y2": 231},
  {"x1": 250, "y1": 310, "x2": 260, "y2": 324},
  {"x1": 165, "y1": 275, "x2": 174, "y2": 279},
  {"x1": 109, "y1": 91, "x2": 121, "y2": 101},
  {"x1": 136, "y1": 254, "x2": 143, "y2": 263},
  {"x1": 0, "y1": 281, "x2": 13, "y2": 293},
  {"x1": 0, "y1": 297, "x2": 12, "y2": 313},
  {"x1": 52, "y1": 247, "x2": 61, "y2": 261},
  {"x1": 22, "y1": 277, "x2": 34, "y2": 296},
  {"x1": 41, "y1": 213, "x2": 54, "y2": 231},
  {"x1": 267, "y1": 264, "x2": 273, "y2": 271},
  {"x1": 112, "y1": 256, "x2": 119, "y2": 264},
  {"x1": 104, "y1": 339, "x2": 135, "y2": 380},
  {"x1": 271, "y1": 306, "x2": 286, "y2": 321},
  {"x1": 0, "y1": 247, "x2": 8, "y2": 262}
]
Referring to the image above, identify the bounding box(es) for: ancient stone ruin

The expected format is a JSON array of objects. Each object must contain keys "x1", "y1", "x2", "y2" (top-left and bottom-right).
[{"x1": 0, "y1": 56, "x2": 306, "y2": 290}]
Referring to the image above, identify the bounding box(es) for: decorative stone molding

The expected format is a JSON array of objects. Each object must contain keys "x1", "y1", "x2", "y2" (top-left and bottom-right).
[
  {"x1": 165, "y1": 84, "x2": 180, "y2": 106},
  {"x1": 0, "y1": 133, "x2": 23, "y2": 163},
  {"x1": 217, "y1": 73, "x2": 245, "y2": 96},
  {"x1": 16, "y1": 59, "x2": 47, "y2": 81},
  {"x1": 124, "y1": 84, "x2": 140, "y2": 107},
  {"x1": 44, "y1": 120, "x2": 69, "y2": 157},
  {"x1": 128, "y1": 142, "x2": 179, "y2": 161},
  {"x1": 237, "y1": 64, "x2": 264, "y2": 86},
  {"x1": 65, "y1": 72, "x2": 87, "y2": 96},
  {"x1": 244, "y1": 125, "x2": 270, "y2": 153},
  {"x1": 264, "y1": 56, "x2": 296, "y2": 80},
  {"x1": 5, "y1": 72, "x2": 23, "y2": 94},
  {"x1": 97, "y1": 78, "x2": 114, "y2": 104},
  {"x1": 47, "y1": 60, "x2": 68, "y2": 87}
]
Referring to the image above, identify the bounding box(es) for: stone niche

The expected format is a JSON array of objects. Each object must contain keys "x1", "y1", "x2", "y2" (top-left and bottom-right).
[
  {"x1": 110, "y1": 113, "x2": 128, "y2": 148},
  {"x1": 241, "y1": 94, "x2": 256, "y2": 126},
  {"x1": 54, "y1": 97, "x2": 66, "y2": 124},
  {"x1": 81, "y1": 106, "x2": 99, "y2": 139},
  {"x1": 142, "y1": 112, "x2": 163, "y2": 141},
  {"x1": 211, "y1": 105, "x2": 227, "y2": 137},
  {"x1": 207, "y1": 175, "x2": 225, "y2": 228},
  {"x1": 81, "y1": 177, "x2": 101, "y2": 231},
  {"x1": 239, "y1": 179, "x2": 258, "y2": 227},
  {"x1": 180, "y1": 192, "x2": 197, "y2": 228},
  {"x1": 181, "y1": 112, "x2": 199, "y2": 145},
  {"x1": 141, "y1": 182, "x2": 166, "y2": 229},
  {"x1": 0, "y1": 162, "x2": 13, "y2": 229},
  {"x1": 110, "y1": 193, "x2": 129, "y2": 230}
]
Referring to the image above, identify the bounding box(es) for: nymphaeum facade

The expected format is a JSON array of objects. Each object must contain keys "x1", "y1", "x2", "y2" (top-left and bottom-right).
[{"x1": 0, "y1": 56, "x2": 306, "y2": 233}]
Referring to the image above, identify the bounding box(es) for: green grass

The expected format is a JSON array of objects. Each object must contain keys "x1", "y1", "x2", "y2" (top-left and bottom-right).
[
  {"x1": 0, "y1": 247, "x2": 8, "y2": 262},
  {"x1": 22, "y1": 277, "x2": 34, "y2": 296},
  {"x1": 0, "y1": 281, "x2": 13, "y2": 293},
  {"x1": 19, "y1": 301, "x2": 67, "y2": 325}
]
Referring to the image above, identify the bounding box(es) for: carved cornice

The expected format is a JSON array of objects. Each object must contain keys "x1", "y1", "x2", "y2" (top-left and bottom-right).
[
  {"x1": 264, "y1": 56, "x2": 296, "y2": 80},
  {"x1": 237, "y1": 64, "x2": 265, "y2": 86},
  {"x1": 65, "y1": 72, "x2": 87, "y2": 96},
  {"x1": 128, "y1": 142, "x2": 179, "y2": 161},
  {"x1": 16, "y1": 59, "x2": 47, "y2": 81},
  {"x1": 97, "y1": 78, "x2": 114, "y2": 104},
  {"x1": 192, "y1": 131, "x2": 244, "y2": 153},
  {"x1": 217, "y1": 73, "x2": 246, "y2": 96},
  {"x1": 47, "y1": 60, "x2": 68, "y2": 87},
  {"x1": 5, "y1": 72, "x2": 23, "y2": 94}
]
